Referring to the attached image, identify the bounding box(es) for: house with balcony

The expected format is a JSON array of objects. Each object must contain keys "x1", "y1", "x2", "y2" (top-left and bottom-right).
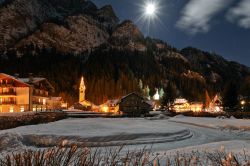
[
  {"x1": 0, "y1": 73, "x2": 31, "y2": 113},
  {"x1": 0, "y1": 73, "x2": 56, "y2": 113},
  {"x1": 19, "y1": 75, "x2": 55, "y2": 112}
]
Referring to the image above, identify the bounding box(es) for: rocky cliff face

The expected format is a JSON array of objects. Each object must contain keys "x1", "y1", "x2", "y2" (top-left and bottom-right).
[
  {"x1": 0, "y1": 0, "x2": 59, "y2": 51},
  {"x1": 0, "y1": 0, "x2": 116, "y2": 54},
  {"x1": 110, "y1": 20, "x2": 147, "y2": 51},
  {"x1": 15, "y1": 15, "x2": 109, "y2": 54}
]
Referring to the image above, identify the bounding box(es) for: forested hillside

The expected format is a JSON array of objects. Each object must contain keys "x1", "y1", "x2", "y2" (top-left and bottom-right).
[{"x1": 0, "y1": 0, "x2": 249, "y2": 105}]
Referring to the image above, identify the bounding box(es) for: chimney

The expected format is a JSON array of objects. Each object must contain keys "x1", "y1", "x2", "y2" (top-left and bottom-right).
[{"x1": 29, "y1": 73, "x2": 34, "y2": 82}]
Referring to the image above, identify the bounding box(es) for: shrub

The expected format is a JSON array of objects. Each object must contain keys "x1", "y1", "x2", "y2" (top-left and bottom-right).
[{"x1": 1, "y1": 146, "x2": 250, "y2": 166}]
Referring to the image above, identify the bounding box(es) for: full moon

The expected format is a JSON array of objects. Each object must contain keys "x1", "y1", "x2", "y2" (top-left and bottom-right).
[{"x1": 145, "y1": 3, "x2": 156, "y2": 16}]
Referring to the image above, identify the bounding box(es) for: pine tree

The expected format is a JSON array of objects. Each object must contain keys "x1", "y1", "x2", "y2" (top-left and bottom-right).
[
  {"x1": 222, "y1": 81, "x2": 238, "y2": 111},
  {"x1": 161, "y1": 82, "x2": 177, "y2": 107}
]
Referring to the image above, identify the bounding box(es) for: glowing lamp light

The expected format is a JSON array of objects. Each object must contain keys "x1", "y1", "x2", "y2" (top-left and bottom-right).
[
  {"x1": 215, "y1": 106, "x2": 221, "y2": 112},
  {"x1": 101, "y1": 106, "x2": 109, "y2": 113},
  {"x1": 153, "y1": 89, "x2": 160, "y2": 100},
  {"x1": 241, "y1": 100, "x2": 246, "y2": 105}
]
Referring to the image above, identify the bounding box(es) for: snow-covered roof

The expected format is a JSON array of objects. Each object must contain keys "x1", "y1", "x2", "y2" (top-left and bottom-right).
[
  {"x1": 18, "y1": 77, "x2": 46, "y2": 84},
  {"x1": 119, "y1": 92, "x2": 152, "y2": 106},
  {"x1": 0, "y1": 73, "x2": 30, "y2": 87},
  {"x1": 174, "y1": 98, "x2": 188, "y2": 104},
  {"x1": 120, "y1": 92, "x2": 143, "y2": 101},
  {"x1": 18, "y1": 77, "x2": 54, "y2": 90}
]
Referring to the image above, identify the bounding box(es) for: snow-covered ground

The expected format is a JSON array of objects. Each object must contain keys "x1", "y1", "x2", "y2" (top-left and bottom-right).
[
  {"x1": 0, "y1": 116, "x2": 250, "y2": 157},
  {"x1": 170, "y1": 115, "x2": 250, "y2": 131}
]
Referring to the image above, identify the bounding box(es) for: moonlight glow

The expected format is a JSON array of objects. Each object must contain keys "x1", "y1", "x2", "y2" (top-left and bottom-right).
[
  {"x1": 134, "y1": 0, "x2": 164, "y2": 36},
  {"x1": 145, "y1": 3, "x2": 156, "y2": 15}
]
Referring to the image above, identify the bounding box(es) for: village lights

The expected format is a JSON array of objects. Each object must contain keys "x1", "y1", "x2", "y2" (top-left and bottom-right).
[
  {"x1": 101, "y1": 106, "x2": 109, "y2": 113},
  {"x1": 241, "y1": 100, "x2": 246, "y2": 105},
  {"x1": 153, "y1": 89, "x2": 160, "y2": 100}
]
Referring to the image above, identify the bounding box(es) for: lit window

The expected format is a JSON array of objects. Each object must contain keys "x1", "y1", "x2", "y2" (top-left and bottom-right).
[
  {"x1": 43, "y1": 99, "x2": 46, "y2": 105},
  {"x1": 20, "y1": 106, "x2": 24, "y2": 112},
  {"x1": 9, "y1": 107, "x2": 14, "y2": 113},
  {"x1": 33, "y1": 107, "x2": 36, "y2": 112}
]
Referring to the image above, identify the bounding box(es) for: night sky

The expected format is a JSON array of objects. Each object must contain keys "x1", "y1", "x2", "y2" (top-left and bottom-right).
[{"x1": 92, "y1": 0, "x2": 250, "y2": 67}]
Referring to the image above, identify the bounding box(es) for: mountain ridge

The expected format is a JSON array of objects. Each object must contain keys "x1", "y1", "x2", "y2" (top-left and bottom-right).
[{"x1": 0, "y1": 0, "x2": 249, "y2": 104}]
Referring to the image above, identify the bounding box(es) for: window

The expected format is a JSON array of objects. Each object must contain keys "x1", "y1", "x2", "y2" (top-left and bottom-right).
[
  {"x1": 20, "y1": 106, "x2": 24, "y2": 112},
  {"x1": 9, "y1": 107, "x2": 14, "y2": 113},
  {"x1": 43, "y1": 99, "x2": 46, "y2": 105}
]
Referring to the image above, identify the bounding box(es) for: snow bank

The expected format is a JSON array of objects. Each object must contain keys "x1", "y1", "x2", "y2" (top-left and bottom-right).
[{"x1": 171, "y1": 116, "x2": 250, "y2": 131}]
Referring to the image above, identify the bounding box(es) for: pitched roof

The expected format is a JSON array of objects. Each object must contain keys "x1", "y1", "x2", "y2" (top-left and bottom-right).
[
  {"x1": 0, "y1": 73, "x2": 30, "y2": 87},
  {"x1": 18, "y1": 77, "x2": 54, "y2": 90},
  {"x1": 18, "y1": 77, "x2": 46, "y2": 84},
  {"x1": 119, "y1": 92, "x2": 152, "y2": 106},
  {"x1": 120, "y1": 92, "x2": 143, "y2": 101}
]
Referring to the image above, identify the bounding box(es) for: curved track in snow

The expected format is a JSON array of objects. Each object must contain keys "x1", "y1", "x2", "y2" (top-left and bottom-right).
[
  {"x1": 0, "y1": 117, "x2": 250, "y2": 153},
  {"x1": 20, "y1": 129, "x2": 192, "y2": 147}
]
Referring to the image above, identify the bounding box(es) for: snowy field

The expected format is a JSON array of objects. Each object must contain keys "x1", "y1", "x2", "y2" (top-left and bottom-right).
[{"x1": 0, "y1": 116, "x2": 250, "y2": 157}]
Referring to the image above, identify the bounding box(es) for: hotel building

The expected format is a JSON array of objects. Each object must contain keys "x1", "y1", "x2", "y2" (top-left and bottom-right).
[{"x1": 0, "y1": 73, "x2": 55, "y2": 113}]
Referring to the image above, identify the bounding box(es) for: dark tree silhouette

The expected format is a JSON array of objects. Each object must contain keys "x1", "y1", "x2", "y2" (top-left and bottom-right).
[{"x1": 222, "y1": 81, "x2": 238, "y2": 111}]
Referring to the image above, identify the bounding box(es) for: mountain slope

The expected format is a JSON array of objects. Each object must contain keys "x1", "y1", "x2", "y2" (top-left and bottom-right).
[{"x1": 0, "y1": 0, "x2": 249, "y2": 105}]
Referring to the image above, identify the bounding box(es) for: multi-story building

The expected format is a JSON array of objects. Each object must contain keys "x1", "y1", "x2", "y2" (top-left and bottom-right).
[
  {"x1": 0, "y1": 73, "x2": 55, "y2": 113},
  {"x1": 0, "y1": 73, "x2": 31, "y2": 113},
  {"x1": 19, "y1": 75, "x2": 54, "y2": 112}
]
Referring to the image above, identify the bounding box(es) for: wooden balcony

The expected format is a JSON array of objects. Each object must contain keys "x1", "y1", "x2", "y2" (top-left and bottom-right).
[
  {"x1": 33, "y1": 90, "x2": 49, "y2": 97},
  {"x1": 0, "y1": 91, "x2": 17, "y2": 96},
  {"x1": 0, "y1": 83, "x2": 15, "y2": 87},
  {"x1": 0, "y1": 101, "x2": 16, "y2": 105},
  {"x1": 32, "y1": 101, "x2": 45, "y2": 105}
]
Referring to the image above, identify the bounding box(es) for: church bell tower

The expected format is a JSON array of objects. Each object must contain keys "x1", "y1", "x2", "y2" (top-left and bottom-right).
[{"x1": 79, "y1": 76, "x2": 86, "y2": 103}]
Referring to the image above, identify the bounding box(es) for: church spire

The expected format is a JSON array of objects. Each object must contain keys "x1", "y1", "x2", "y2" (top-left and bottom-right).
[{"x1": 79, "y1": 76, "x2": 86, "y2": 102}]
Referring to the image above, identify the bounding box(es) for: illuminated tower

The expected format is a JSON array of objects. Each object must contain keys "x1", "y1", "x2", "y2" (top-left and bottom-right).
[{"x1": 79, "y1": 76, "x2": 86, "y2": 102}]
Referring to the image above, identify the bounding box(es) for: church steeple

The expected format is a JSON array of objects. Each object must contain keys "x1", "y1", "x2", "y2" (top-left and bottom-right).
[{"x1": 79, "y1": 76, "x2": 86, "y2": 102}]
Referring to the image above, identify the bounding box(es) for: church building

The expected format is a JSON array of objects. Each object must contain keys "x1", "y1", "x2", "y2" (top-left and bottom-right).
[{"x1": 73, "y1": 76, "x2": 93, "y2": 111}]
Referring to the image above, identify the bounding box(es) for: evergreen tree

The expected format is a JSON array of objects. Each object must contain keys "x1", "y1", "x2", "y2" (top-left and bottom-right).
[
  {"x1": 159, "y1": 88, "x2": 164, "y2": 99},
  {"x1": 222, "y1": 81, "x2": 238, "y2": 111},
  {"x1": 161, "y1": 82, "x2": 177, "y2": 107}
]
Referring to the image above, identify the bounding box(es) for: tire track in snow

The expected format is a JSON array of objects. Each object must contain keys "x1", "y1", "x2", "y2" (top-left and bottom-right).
[{"x1": 19, "y1": 129, "x2": 193, "y2": 147}]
